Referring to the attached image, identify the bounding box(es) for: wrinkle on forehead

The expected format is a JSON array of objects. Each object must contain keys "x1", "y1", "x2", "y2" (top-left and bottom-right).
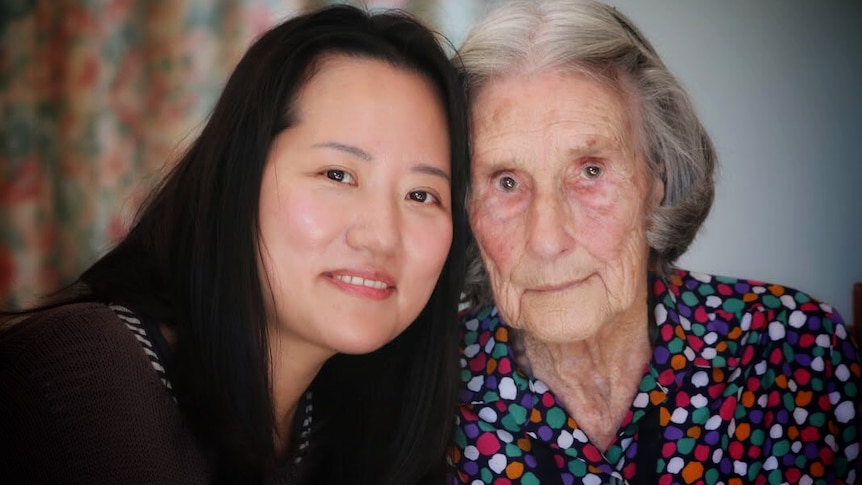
[{"x1": 471, "y1": 81, "x2": 644, "y2": 191}]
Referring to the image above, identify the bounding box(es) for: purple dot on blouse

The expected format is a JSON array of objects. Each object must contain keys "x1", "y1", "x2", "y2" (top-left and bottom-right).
[
  {"x1": 805, "y1": 443, "x2": 820, "y2": 460},
  {"x1": 795, "y1": 354, "x2": 812, "y2": 367},
  {"x1": 562, "y1": 475, "x2": 575, "y2": 485},
  {"x1": 486, "y1": 376, "x2": 498, "y2": 390},
  {"x1": 748, "y1": 409, "x2": 763, "y2": 424},
  {"x1": 524, "y1": 454, "x2": 537, "y2": 468},
  {"x1": 707, "y1": 319, "x2": 729, "y2": 334},
  {"x1": 464, "y1": 461, "x2": 479, "y2": 476},
  {"x1": 538, "y1": 425, "x2": 554, "y2": 441},
  {"x1": 703, "y1": 430, "x2": 720, "y2": 446},
  {"x1": 653, "y1": 347, "x2": 671, "y2": 365},
  {"x1": 734, "y1": 282, "x2": 750, "y2": 293},
  {"x1": 686, "y1": 279, "x2": 699, "y2": 290},
  {"x1": 464, "y1": 423, "x2": 480, "y2": 439},
  {"x1": 808, "y1": 316, "x2": 821, "y2": 331},
  {"x1": 776, "y1": 409, "x2": 789, "y2": 423},
  {"x1": 521, "y1": 395, "x2": 533, "y2": 408},
  {"x1": 663, "y1": 426, "x2": 684, "y2": 441},
  {"x1": 678, "y1": 304, "x2": 692, "y2": 318},
  {"x1": 719, "y1": 457, "x2": 733, "y2": 474},
  {"x1": 786, "y1": 331, "x2": 799, "y2": 345}
]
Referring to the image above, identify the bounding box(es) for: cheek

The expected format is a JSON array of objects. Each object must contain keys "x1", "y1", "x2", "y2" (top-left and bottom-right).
[
  {"x1": 259, "y1": 188, "x2": 338, "y2": 270},
  {"x1": 469, "y1": 202, "x2": 517, "y2": 274},
  {"x1": 282, "y1": 196, "x2": 333, "y2": 245},
  {"x1": 405, "y1": 217, "x2": 452, "y2": 280},
  {"x1": 573, "y1": 187, "x2": 650, "y2": 262}
]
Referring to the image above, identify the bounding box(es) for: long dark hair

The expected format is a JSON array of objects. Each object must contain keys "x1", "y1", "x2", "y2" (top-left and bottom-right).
[{"x1": 3, "y1": 5, "x2": 468, "y2": 484}]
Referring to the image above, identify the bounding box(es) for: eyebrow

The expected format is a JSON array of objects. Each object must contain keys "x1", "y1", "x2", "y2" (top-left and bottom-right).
[
  {"x1": 313, "y1": 142, "x2": 372, "y2": 161},
  {"x1": 413, "y1": 164, "x2": 450, "y2": 183},
  {"x1": 313, "y1": 141, "x2": 451, "y2": 182}
]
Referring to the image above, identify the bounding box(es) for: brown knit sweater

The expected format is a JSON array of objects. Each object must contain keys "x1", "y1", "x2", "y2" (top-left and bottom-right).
[{"x1": 0, "y1": 302, "x2": 212, "y2": 484}]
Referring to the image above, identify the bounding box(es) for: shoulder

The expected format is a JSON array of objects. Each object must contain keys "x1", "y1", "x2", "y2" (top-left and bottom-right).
[
  {"x1": 657, "y1": 269, "x2": 858, "y2": 368},
  {"x1": 661, "y1": 269, "x2": 844, "y2": 331},
  {"x1": 0, "y1": 303, "x2": 211, "y2": 481},
  {"x1": 1, "y1": 302, "x2": 140, "y2": 369},
  {"x1": 0, "y1": 301, "x2": 164, "y2": 400}
]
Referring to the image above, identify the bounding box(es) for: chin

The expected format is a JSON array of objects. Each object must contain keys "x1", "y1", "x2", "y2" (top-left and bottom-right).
[
  {"x1": 328, "y1": 330, "x2": 400, "y2": 356},
  {"x1": 523, "y1": 305, "x2": 605, "y2": 344}
]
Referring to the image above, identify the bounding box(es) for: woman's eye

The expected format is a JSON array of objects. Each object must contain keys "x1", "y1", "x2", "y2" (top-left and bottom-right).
[
  {"x1": 407, "y1": 190, "x2": 438, "y2": 205},
  {"x1": 325, "y1": 169, "x2": 354, "y2": 184},
  {"x1": 497, "y1": 175, "x2": 518, "y2": 191},
  {"x1": 582, "y1": 164, "x2": 603, "y2": 179}
]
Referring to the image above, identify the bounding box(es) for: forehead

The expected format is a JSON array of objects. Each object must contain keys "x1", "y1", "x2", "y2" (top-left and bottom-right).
[{"x1": 470, "y1": 70, "x2": 637, "y2": 161}]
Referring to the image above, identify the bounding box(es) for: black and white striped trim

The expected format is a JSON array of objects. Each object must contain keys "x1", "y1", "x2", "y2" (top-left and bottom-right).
[
  {"x1": 109, "y1": 303, "x2": 312, "y2": 462},
  {"x1": 109, "y1": 303, "x2": 173, "y2": 392}
]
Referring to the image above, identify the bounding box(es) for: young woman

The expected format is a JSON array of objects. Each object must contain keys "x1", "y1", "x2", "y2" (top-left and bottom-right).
[{"x1": 0, "y1": 5, "x2": 469, "y2": 484}]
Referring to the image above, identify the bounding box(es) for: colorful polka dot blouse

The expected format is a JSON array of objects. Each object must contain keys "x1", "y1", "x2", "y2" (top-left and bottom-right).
[{"x1": 449, "y1": 270, "x2": 861, "y2": 485}]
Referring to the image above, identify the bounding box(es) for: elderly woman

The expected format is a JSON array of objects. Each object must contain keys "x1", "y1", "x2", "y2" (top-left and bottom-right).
[{"x1": 450, "y1": 1, "x2": 861, "y2": 484}]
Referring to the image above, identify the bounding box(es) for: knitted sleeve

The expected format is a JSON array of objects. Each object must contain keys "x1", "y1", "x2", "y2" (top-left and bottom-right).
[{"x1": 0, "y1": 302, "x2": 211, "y2": 484}]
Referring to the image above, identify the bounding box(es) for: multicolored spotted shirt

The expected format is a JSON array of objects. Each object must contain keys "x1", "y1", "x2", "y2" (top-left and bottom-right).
[{"x1": 449, "y1": 270, "x2": 861, "y2": 485}]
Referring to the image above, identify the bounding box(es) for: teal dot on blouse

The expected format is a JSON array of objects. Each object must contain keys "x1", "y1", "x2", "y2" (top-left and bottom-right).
[
  {"x1": 505, "y1": 443, "x2": 523, "y2": 457},
  {"x1": 762, "y1": 295, "x2": 780, "y2": 309},
  {"x1": 522, "y1": 472, "x2": 541, "y2": 485},
  {"x1": 722, "y1": 299, "x2": 744, "y2": 315},
  {"x1": 749, "y1": 429, "x2": 765, "y2": 446},
  {"x1": 767, "y1": 469, "x2": 784, "y2": 485},
  {"x1": 691, "y1": 407, "x2": 710, "y2": 425},
  {"x1": 676, "y1": 438, "x2": 695, "y2": 454},
  {"x1": 567, "y1": 459, "x2": 586, "y2": 475},
  {"x1": 546, "y1": 407, "x2": 566, "y2": 428},
  {"x1": 682, "y1": 291, "x2": 699, "y2": 306}
]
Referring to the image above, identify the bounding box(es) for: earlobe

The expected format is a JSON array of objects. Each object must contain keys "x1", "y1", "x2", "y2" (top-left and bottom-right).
[{"x1": 650, "y1": 176, "x2": 665, "y2": 208}]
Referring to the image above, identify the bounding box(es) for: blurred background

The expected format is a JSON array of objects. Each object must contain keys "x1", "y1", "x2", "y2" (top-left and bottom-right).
[{"x1": 2, "y1": 1, "x2": 860, "y2": 326}]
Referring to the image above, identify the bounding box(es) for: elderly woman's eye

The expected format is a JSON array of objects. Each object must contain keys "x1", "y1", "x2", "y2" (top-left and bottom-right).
[
  {"x1": 583, "y1": 165, "x2": 603, "y2": 179},
  {"x1": 497, "y1": 175, "x2": 518, "y2": 191}
]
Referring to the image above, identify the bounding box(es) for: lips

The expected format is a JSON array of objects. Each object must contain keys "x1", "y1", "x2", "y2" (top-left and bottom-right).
[{"x1": 528, "y1": 274, "x2": 592, "y2": 293}]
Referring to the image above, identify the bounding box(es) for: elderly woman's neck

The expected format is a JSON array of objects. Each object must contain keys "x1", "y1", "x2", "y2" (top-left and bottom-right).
[{"x1": 515, "y1": 312, "x2": 653, "y2": 451}]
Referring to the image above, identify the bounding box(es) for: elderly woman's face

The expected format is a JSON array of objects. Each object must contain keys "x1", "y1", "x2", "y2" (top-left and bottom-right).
[{"x1": 469, "y1": 71, "x2": 663, "y2": 343}]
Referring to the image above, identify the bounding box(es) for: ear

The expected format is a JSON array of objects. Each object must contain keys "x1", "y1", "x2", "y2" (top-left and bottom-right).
[{"x1": 649, "y1": 174, "x2": 665, "y2": 208}]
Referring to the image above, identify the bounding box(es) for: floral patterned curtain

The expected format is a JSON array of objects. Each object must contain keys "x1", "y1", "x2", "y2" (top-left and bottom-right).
[{"x1": 0, "y1": 0, "x2": 476, "y2": 309}]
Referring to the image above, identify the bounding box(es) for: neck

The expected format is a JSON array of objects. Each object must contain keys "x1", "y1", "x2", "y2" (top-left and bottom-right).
[
  {"x1": 268, "y1": 334, "x2": 332, "y2": 459},
  {"x1": 518, "y1": 305, "x2": 652, "y2": 451}
]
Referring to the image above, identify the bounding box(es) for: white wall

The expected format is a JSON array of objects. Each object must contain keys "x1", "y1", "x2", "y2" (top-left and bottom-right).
[
  {"x1": 442, "y1": 1, "x2": 862, "y2": 320},
  {"x1": 598, "y1": 1, "x2": 862, "y2": 321}
]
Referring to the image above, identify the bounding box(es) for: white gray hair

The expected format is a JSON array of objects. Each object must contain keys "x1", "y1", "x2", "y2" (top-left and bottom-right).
[{"x1": 458, "y1": 0, "x2": 716, "y2": 307}]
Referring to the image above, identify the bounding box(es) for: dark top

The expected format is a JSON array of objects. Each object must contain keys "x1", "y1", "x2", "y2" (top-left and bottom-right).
[
  {"x1": 0, "y1": 302, "x2": 307, "y2": 484},
  {"x1": 449, "y1": 269, "x2": 862, "y2": 485}
]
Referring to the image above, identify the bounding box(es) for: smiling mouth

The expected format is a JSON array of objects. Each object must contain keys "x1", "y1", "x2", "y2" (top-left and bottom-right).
[{"x1": 331, "y1": 274, "x2": 389, "y2": 290}]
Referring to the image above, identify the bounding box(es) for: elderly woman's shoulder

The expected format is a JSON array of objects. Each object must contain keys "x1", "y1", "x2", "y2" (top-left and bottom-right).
[{"x1": 657, "y1": 269, "x2": 856, "y2": 359}]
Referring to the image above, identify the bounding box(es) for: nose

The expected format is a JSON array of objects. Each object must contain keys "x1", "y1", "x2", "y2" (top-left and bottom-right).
[
  {"x1": 525, "y1": 189, "x2": 575, "y2": 260},
  {"x1": 345, "y1": 195, "x2": 400, "y2": 255}
]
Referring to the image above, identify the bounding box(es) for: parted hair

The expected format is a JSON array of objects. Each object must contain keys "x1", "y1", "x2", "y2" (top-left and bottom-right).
[
  {"x1": 457, "y1": 0, "x2": 716, "y2": 306},
  {"x1": 2, "y1": 4, "x2": 469, "y2": 484}
]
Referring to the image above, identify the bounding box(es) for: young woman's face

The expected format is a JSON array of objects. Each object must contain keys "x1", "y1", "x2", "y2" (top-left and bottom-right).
[{"x1": 257, "y1": 55, "x2": 452, "y2": 362}]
